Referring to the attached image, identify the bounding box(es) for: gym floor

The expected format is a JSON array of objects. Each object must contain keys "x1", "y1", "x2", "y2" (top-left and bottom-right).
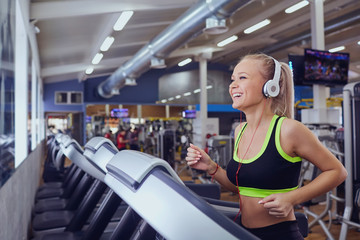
[{"x1": 177, "y1": 162, "x2": 360, "y2": 240}]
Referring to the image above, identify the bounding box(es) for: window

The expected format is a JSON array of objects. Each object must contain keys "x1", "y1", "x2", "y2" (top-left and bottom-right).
[
  {"x1": 55, "y1": 91, "x2": 83, "y2": 105},
  {"x1": 70, "y1": 92, "x2": 82, "y2": 104},
  {"x1": 0, "y1": 0, "x2": 15, "y2": 187}
]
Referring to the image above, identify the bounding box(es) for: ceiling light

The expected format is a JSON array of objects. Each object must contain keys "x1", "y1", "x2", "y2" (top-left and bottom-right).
[
  {"x1": 114, "y1": 11, "x2": 134, "y2": 31},
  {"x1": 85, "y1": 67, "x2": 94, "y2": 75},
  {"x1": 244, "y1": 19, "x2": 271, "y2": 34},
  {"x1": 193, "y1": 89, "x2": 201, "y2": 93},
  {"x1": 91, "y1": 53, "x2": 103, "y2": 65},
  {"x1": 203, "y1": 17, "x2": 228, "y2": 35},
  {"x1": 206, "y1": 85, "x2": 213, "y2": 89},
  {"x1": 178, "y1": 58, "x2": 192, "y2": 67},
  {"x1": 329, "y1": 46, "x2": 345, "y2": 53},
  {"x1": 161, "y1": 99, "x2": 167, "y2": 103},
  {"x1": 100, "y1": 36, "x2": 115, "y2": 51},
  {"x1": 357, "y1": 41, "x2": 360, "y2": 45},
  {"x1": 183, "y1": 92, "x2": 191, "y2": 96},
  {"x1": 285, "y1": 1, "x2": 309, "y2": 14},
  {"x1": 217, "y1": 35, "x2": 238, "y2": 47},
  {"x1": 168, "y1": 97, "x2": 174, "y2": 101},
  {"x1": 175, "y1": 95, "x2": 181, "y2": 99}
]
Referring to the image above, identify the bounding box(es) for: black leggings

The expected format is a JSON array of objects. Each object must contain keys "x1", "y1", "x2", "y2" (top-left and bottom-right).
[{"x1": 240, "y1": 220, "x2": 304, "y2": 240}]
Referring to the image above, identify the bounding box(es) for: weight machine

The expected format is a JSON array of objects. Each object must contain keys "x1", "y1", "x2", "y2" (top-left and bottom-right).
[
  {"x1": 207, "y1": 135, "x2": 232, "y2": 169},
  {"x1": 339, "y1": 81, "x2": 360, "y2": 240},
  {"x1": 301, "y1": 82, "x2": 360, "y2": 240}
]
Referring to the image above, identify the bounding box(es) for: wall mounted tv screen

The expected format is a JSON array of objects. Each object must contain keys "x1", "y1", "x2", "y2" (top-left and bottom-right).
[
  {"x1": 182, "y1": 110, "x2": 196, "y2": 119},
  {"x1": 111, "y1": 108, "x2": 129, "y2": 118},
  {"x1": 304, "y1": 48, "x2": 350, "y2": 86}
]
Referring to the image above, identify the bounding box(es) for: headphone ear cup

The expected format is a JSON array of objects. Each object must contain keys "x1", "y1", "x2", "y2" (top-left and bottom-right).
[{"x1": 263, "y1": 80, "x2": 280, "y2": 98}]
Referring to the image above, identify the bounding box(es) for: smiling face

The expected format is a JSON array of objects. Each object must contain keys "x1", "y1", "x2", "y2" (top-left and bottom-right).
[{"x1": 229, "y1": 58, "x2": 266, "y2": 111}]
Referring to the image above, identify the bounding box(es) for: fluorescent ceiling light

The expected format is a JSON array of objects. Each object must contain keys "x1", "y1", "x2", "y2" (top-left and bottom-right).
[
  {"x1": 114, "y1": 11, "x2": 134, "y2": 31},
  {"x1": 91, "y1": 53, "x2": 103, "y2": 65},
  {"x1": 244, "y1": 19, "x2": 271, "y2": 34},
  {"x1": 161, "y1": 99, "x2": 167, "y2": 103},
  {"x1": 85, "y1": 67, "x2": 94, "y2": 75},
  {"x1": 193, "y1": 89, "x2": 201, "y2": 93},
  {"x1": 168, "y1": 97, "x2": 174, "y2": 101},
  {"x1": 178, "y1": 58, "x2": 192, "y2": 67},
  {"x1": 206, "y1": 85, "x2": 213, "y2": 89},
  {"x1": 329, "y1": 46, "x2": 345, "y2": 53},
  {"x1": 285, "y1": 1, "x2": 309, "y2": 14},
  {"x1": 175, "y1": 95, "x2": 181, "y2": 99},
  {"x1": 217, "y1": 35, "x2": 238, "y2": 47},
  {"x1": 100, "y1": 36, "x2": 115, "y2": 51},
  {"x1": 183, "y1": 92, "x2": 191, "y2": 96}
]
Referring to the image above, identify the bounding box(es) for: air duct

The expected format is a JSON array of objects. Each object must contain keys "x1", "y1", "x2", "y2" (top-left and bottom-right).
[
  {"x1": 97, "y1": 0, "x2": 252, "y2": 98},
  {"x1": 262, "y1": 9, "x2": 360, "y2": 54}
]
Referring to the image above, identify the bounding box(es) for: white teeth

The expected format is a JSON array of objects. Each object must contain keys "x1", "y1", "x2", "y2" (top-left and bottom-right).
[{"x1": 233, "y1": 93, "x2": 242, "y2": 97}]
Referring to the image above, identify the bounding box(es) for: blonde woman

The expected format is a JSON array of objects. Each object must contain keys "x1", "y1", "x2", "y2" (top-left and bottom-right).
[{"x1": 186, "y1": 53, "x2": 347, "y2": 240}]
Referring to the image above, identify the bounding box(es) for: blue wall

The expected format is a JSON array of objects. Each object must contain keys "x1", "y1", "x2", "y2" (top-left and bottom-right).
[
  {"x1": 44, "y1": 79, "x2": 84, "y2": 112},
  {"x1": 83, "y1": 62, "x2": 231, "y2": 104},
  {"x1": 83, "y1": 70, "x2": 160, "y2": 104},
  {"x1": 44, "y1": 68, "x2": 317, "y2": 112}
]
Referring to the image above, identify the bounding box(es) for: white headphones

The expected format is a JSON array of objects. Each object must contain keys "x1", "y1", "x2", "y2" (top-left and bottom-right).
[{"x1": 262, "y1": 57, "x2": 281, "y2": 98}]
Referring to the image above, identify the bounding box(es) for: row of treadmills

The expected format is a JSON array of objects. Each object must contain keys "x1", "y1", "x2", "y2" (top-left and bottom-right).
[{"x1": 30, "y1": 134, "x2": 308, "y2": 239}]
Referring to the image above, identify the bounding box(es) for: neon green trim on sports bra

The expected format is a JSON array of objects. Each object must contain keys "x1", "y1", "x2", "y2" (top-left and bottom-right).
[
  {"x1": 275, "y1": 117, "x2": 302, "y2": 163},
  {"x1": 233, "y1": 115, "x2": 278, "y2": 164},
  {"x1": 238, "y1": 186, "x2": 299, "y2": 198}
]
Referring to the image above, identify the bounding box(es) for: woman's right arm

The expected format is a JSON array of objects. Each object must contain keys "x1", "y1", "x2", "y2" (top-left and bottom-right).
[{"x1": 186, "y1": 143, "x2": 238, "y2": 193}]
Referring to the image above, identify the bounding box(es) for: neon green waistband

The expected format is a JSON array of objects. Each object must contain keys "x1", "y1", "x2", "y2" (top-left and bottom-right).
[{"x1": 238, "y1": 186, "x2": 298, "y2": 198}]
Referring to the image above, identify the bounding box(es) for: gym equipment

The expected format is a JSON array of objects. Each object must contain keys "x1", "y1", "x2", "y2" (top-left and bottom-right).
[
  {"x1": 35, "y1": 136, "x2": 85, "y2": 201},
  {"x1": 339, "y1": 81, "x2": 360, "y2": 239},
  {"x1": 33, "y1": 136, "x2": 105, "y2": 213},
  {"x1": 104, "y1": 150, "x2": 259, "y2": 239},
  {"x1": 41, "y1": 134, "x2": 67, "y2": 183},
  {"x1": 300, "y1": 126, "x2": 344, "y2": 240},
  {"x1": 32, "y1": 137, "x2": 118, "y2": 237},
  {"x1": 156, "y1": 129, "x2": 176, "y2": 168},
  {"x1": 0, "y1": 134, "x2": 14, "y2": 186},
  {"x1": 32, "y1": 137, "x2": 126, "y2": 240},
  {"x1": 300, "y1": 109, "x2": 360, "y2": 240},
  {"x1": 207, "y1": 135, "x2": 232, "y2": 169}
]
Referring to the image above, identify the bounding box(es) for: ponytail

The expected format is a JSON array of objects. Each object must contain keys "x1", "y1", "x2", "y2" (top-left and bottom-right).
[{"x1": 272, "y1": 62, "x2": 294, "y2": 119}]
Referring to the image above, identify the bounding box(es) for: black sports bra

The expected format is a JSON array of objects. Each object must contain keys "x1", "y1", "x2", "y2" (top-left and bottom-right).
[{"x1": 226, "y1": 115, "x2": 302, "y2": 198}]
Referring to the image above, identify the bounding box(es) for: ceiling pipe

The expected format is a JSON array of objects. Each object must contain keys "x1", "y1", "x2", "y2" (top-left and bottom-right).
[{"x1": 98, "y1": 0, "x2": 252, "y2": 98}]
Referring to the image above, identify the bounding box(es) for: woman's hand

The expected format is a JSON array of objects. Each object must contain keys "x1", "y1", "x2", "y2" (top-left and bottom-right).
[
  {"x1": 185, "y1": 143, "x2": 215, "y2": 172},
  {"x1": 258, "y1": 193, "x2": 294, "y2": 218}
]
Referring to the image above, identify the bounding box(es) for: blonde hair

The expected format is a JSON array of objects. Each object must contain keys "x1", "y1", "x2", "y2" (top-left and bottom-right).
[{"x1": 241, "y1": 53, "x2": 294, "y2": 119}]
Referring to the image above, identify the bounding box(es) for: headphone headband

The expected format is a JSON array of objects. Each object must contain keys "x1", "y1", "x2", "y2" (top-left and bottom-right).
[
  {"x1": 262, "y1": 57, "x2": 281, "y2": 98},
  {"x1": 271, "y1": 57, "x2": 281, "y2": 86}
]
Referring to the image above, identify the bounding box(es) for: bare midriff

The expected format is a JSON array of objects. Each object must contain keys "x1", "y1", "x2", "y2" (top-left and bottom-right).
[{"x1": 240, "y1": 195, "x2": 296, "y2": 228}]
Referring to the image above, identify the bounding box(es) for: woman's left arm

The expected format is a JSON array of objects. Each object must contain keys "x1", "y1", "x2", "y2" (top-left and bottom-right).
[{"x1": 260, "y1": 118, "x2": 347, "y2": 217}]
